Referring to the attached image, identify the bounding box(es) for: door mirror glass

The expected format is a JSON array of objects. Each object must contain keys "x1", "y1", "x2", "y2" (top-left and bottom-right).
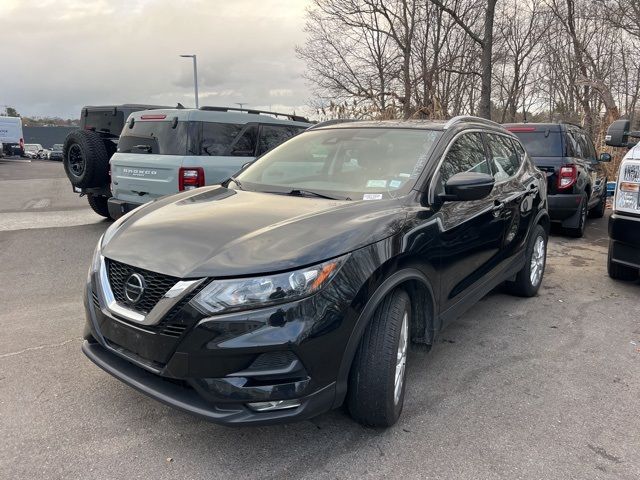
[
  {"x1": 599, "y1": 152, "x2": 612, "y2": 163},
  {"x1": 605, "y1": 119, "x2": 630, "y2": 147},
  {"x1": 441, "y1": 172, "x2": 495, "y2": 202}
]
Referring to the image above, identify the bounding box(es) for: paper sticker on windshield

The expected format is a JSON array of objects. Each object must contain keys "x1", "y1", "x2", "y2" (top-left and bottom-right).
[
  {"x1": 366, "y1": 180, "x2": 387, "y2": 188},
  {"x1": 389, "y1": 180, "x2": 402, "y2": 189},
  {"x1": 363, "y1": 193, "x2": 383, "y2": 200}
]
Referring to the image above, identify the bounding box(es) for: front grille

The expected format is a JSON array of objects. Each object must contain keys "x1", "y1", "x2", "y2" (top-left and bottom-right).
[
  {"x1": 106, "y1": 259, "x2": 179, "y2": 314},
  {"x1": 91, "y1": 292, "x2": 100, "y2": 309}
]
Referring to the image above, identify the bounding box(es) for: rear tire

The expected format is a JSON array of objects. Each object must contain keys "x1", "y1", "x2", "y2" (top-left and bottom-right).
[
  {"x1": 607, "y1": 242, "x2": 638, "y2": 281},
  {"x1": 87, "y1": 194, "x2": 113, "y2": 220},
  {"x1": 564, "y1": 193, "x2": 588, "y2": 238},
  {"x1": 506, "y1": 224, "x2": 547, "y2": 297},
  {"x1": 63, "y1": 130, "x2": 110, "y2": 188},
  {"x1": 347, "y1": 289, "x2": 410, "y2": 428}
]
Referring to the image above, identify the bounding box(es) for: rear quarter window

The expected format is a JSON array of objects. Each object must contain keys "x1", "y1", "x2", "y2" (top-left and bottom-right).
[
  {"x1": 258, "y1": 125, "x2": 305, "y2": 155},
  {"x1": 201, "y1": 123, "x2": 257, "y2": 157}
]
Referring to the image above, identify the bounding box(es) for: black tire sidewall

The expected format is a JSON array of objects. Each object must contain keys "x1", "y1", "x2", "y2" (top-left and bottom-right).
[
  {"x1": 63, "y1": 130, "x2": 110, "y2": 188},
  {"x1": 511, "y1": 224, "x2": 547, "y2": 297},
  {"x1": 347, "y1": 289, "x2": 411, "y2": 427}
]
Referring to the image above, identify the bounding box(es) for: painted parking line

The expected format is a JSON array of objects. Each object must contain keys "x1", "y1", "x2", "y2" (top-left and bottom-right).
[
  {"x1": 0, "y1": 158, "x2": 32, "y2": 163},
  {"x1": 0, "y1": 210, "x2": 106, "y2": 232}
]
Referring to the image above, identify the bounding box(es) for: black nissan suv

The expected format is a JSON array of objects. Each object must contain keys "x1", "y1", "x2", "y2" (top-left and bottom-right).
[
  {"x1": 82, "y1": 117, "x2": 549, "y2": 427},
  {"x1": 505, "y1": 123, "x2": 610, "y2": 237}
]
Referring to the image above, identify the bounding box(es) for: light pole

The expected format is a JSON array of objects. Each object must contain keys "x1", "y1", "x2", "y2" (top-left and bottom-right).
[{"x1": 180, "y1": 54, "x2": 199, "y2": 108}]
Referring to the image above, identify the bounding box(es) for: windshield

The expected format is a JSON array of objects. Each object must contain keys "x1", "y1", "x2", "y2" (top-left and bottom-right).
[
  {"x1": 52, "y1": 144, "x2": 63, "y2": 151},
  {"x1": 236, "y1": 128, "x2": 441, "y2": 200},
  {"x1": 25, "y1": 145, "x2": 38, "y2": 151}
]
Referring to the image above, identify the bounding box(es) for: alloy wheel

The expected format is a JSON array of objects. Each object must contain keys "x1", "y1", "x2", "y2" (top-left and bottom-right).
[
  {"x1": 529, "y1": 235, "x2": 546, "y2": 287},
  {"x1": 68, "y1": 144, "x2": 85, "y2": 177},
  {"x1": 394, "y1": 311, "x2": 409, "y2": 405}
]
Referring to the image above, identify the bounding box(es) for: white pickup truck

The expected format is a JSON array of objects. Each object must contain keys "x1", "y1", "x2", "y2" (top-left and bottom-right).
[{"x1": 604, "y1": 119, "x2": 640, "y2": 281}]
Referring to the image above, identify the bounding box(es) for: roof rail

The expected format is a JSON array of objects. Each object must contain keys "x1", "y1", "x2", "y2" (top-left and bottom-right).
[
  {"x1": 198, "y1": 106, "x2": 309, "y2": 123},
  {"x1": 443, "y1": 115, "x2": 502, "y2": 130},
  {"x1": 306, "y1": 119, "x2": 358, "y2": 130}
]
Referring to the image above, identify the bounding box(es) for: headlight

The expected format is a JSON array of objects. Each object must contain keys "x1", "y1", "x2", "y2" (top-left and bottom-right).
[
  {"x1": 615, "y1": 161, "x2": 640, "y2": 214},
  {"x1": 88, "y1": 235, "x2": 103, "y2": 281},
  {"x1": 192, "y1": 256, "x2": 347, "y2": 315}
]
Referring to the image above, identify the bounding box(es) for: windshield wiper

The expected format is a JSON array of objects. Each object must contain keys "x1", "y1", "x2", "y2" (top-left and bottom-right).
[
  {"x1": 287, "y1": 189, "x2": 343, "y2": 200},
  {"x1": 227, "y1": 177, "x2": 244, "y2": 190}
]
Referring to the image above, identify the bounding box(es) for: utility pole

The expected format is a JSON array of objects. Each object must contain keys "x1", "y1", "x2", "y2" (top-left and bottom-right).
[{"x1": 180, "y1": 54, "x2": 199, "y2": 108}]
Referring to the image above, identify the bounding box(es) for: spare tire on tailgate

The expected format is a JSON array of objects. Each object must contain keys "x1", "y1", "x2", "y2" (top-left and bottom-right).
[{"x1": 63, "y1": 130, "x2": 110, "y2": 188}]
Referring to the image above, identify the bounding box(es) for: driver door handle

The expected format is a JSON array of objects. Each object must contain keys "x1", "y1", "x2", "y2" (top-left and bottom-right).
[{"x1": 492, "y1": 200, "x2": 505, "y2": 216}]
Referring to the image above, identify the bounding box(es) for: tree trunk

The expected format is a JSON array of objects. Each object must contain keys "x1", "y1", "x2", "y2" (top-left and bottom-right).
[{"x1": 478, "y1": 0, "x2": 497, "y2": 119}]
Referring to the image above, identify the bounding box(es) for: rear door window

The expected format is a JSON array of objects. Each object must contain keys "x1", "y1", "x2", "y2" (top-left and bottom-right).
[
  {"x1": 257, "y1": 125, "x2": 305, "y2": 155},
  {"x1": 486, "y1": 134, "x2": 522, "y2": 181}
]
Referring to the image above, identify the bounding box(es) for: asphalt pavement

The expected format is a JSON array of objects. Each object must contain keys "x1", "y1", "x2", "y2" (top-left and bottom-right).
[{"x1": 1, "y1": 159, "x2": 639, "y2": 479}]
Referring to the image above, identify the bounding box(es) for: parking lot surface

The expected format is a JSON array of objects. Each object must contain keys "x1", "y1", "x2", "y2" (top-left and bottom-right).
[{"x1": 1, "y1": 159, "x2": 639, "y2": 480}]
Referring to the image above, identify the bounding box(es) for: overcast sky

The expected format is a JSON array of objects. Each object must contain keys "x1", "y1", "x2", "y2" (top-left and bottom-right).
[{"x1": 0, "y1": 0, "x2": 313, "y2": 119}]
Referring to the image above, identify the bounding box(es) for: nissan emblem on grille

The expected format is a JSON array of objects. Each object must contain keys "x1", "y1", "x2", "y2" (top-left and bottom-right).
[{"x1": 124, "y1": 273, "x2": 146, "y2": 304}]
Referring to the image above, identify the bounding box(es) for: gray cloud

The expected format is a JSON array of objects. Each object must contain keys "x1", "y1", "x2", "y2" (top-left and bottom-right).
[{"x1": 0, "y1": 0, "x2": 313, "y2": 118}]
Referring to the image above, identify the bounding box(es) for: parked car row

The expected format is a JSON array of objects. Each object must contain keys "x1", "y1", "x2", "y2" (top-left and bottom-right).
[
  {"x1": 66, "y1": 105, "x2": 636, "y2": 429},
  {"x1": 62, "y1": 105, "x2": 310, "y2": 219}
]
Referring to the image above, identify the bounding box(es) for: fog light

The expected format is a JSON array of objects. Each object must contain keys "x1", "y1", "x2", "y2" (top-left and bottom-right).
[{"x1": 247, "y1": 399, "x2": 301, "y2": 412}]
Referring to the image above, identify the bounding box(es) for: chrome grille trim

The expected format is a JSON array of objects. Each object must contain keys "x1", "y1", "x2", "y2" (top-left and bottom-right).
[{"x1": 96, "y1": 256, "x2": 205, "y2": 326}]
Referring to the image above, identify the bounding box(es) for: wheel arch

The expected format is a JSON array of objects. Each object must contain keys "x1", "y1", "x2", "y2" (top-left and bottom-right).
[{"x1": 333, "y1": 266, "x2": 437, "y2": 408}]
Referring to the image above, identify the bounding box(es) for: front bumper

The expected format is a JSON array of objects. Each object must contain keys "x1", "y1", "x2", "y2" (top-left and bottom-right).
[
  {"x1": 107, "y1": 197, "x2": 141, "y2": 220},
  {"x1": 82, "y1": 258, "x2": 362, "y2": 425},
  {"x1": 82, "y1": 339, "x2": 336, "y2": 425},
  {"x1": 609, "y1": 212, "x2": 640, "y2": 269}
]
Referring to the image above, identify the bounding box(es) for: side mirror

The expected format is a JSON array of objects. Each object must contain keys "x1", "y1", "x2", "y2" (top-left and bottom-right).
[
  {"x1": 440, "y1": 172, "x2": 495, "y2": 202},
  {"x1": 599, "y1": 153, "x2": 612, "y2": 163},
  {"x1": 605, "y1": 119, "x2": 630, "y2": 147}
]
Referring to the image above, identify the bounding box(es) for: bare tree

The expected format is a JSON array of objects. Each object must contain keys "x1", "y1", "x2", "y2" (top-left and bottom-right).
[{"x1": 428, "y1": 0, "x2": 497, "y2": 119}]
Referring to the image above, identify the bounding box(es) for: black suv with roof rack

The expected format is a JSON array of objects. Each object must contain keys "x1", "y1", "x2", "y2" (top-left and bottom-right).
[
  {"x1": 504, "y1": 123, "x2": 611, "y2": 237},
  {"x1": 82, "y1": 116, "x2": 549, "y2": 427}
]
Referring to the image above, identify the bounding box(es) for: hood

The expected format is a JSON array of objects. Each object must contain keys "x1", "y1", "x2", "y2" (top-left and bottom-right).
[{"x1": 102, "y1": 186, "x2": 407, "y2": 278}]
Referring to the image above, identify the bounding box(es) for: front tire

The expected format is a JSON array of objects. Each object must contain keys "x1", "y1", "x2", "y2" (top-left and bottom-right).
[
  {"x1": 507, "y1": 224, "x2": 547, "y2": 297},
  {"x1": 347, "y1": 289, "x2": 410, "y2": 428},
  {"x1": 87, "y1": 194, "x2": 113, "y2": 220},
  {"x1": 607, "y1": 242, "x2": 638, "y2": 281}
]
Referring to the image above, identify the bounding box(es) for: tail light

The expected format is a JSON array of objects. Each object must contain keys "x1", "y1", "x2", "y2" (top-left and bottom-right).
[
  {"x1": 19, "y1": 138, "x2": 24, "y2": 150},
  {"x1": 179, "y1": 167, "x2": 205, "y2": 191},
  {"x1": 557, "y1": 165, "x2": 577, "y2": 190}
]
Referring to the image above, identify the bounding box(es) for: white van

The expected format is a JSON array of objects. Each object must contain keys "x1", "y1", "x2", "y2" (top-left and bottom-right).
[{"x1": 0, "y1": 116, "x2": 25, "y2": 157}]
